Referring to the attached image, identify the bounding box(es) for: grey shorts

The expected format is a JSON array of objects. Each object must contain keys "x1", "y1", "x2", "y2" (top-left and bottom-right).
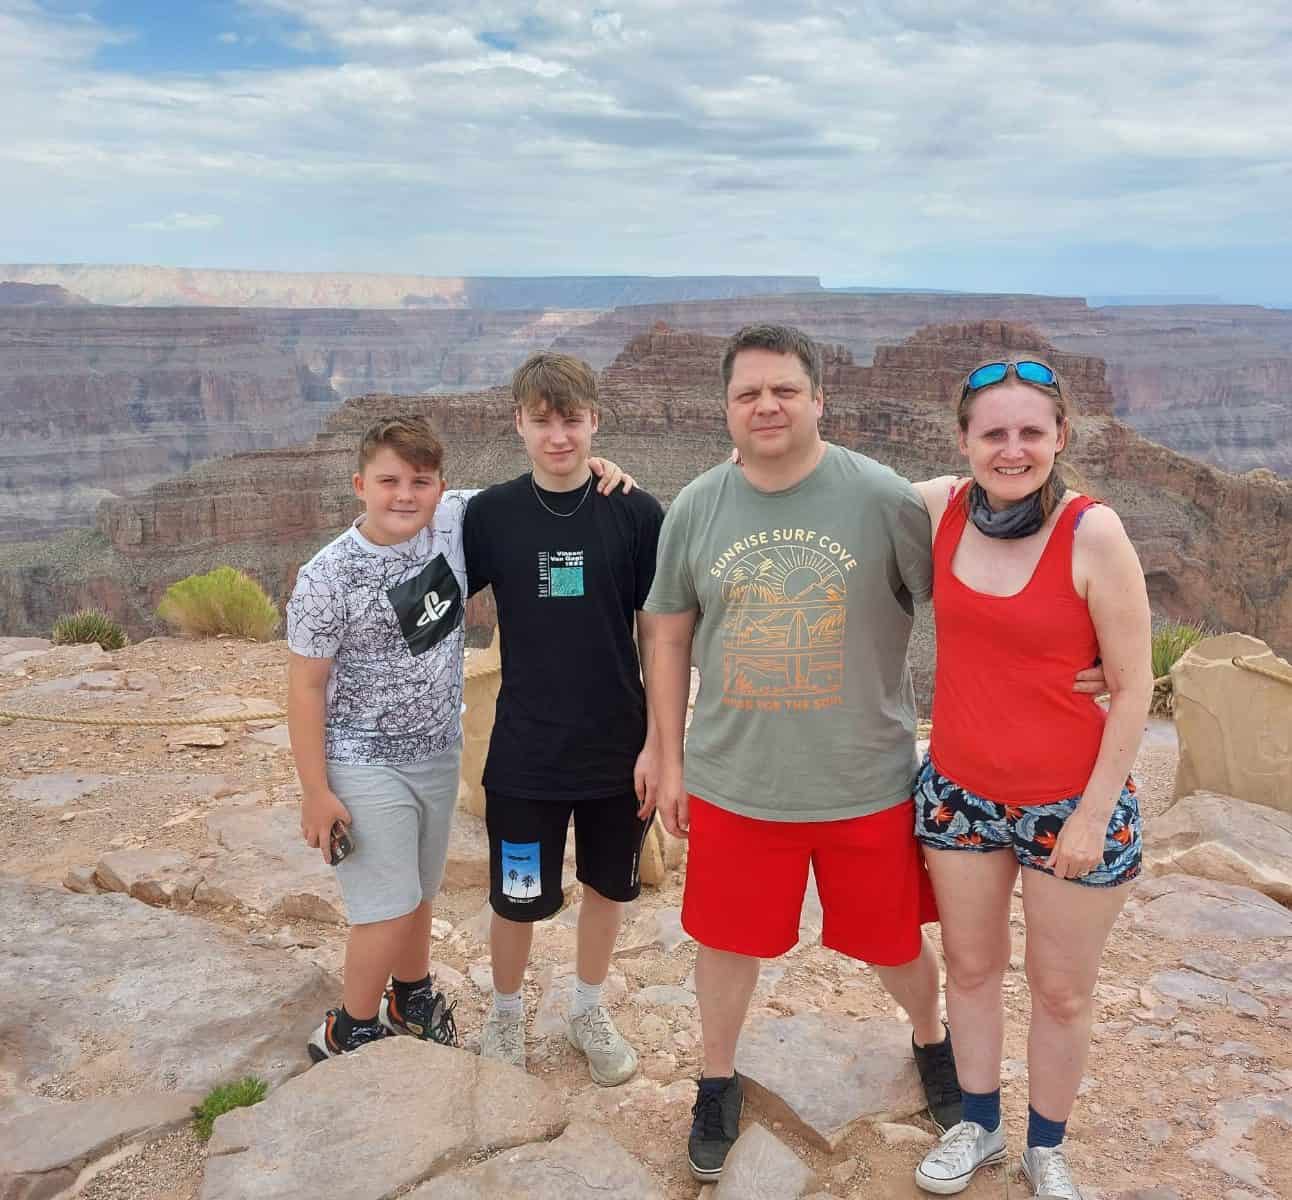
[{"x1": 325, "y1": 740, "x2": 461, "y2": 925}]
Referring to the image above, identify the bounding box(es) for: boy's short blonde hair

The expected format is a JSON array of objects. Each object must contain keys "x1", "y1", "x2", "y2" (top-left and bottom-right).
[
  {"x1": 512, "y1": 352, "x2": 599, "y2": 417},
  {"x1": 356, "y1": 416, "x2": 444, "y2": 474}
]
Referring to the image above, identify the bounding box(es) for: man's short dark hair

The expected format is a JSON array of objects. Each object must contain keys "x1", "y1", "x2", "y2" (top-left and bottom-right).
[{"x1": 720, "y1": 324, "x2": 823, "y2": 398}]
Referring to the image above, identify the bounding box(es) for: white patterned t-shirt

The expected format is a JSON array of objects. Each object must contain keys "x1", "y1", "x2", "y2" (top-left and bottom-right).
[{"x1": 286, "y1": 490, "x2": 473, "y2": 765}]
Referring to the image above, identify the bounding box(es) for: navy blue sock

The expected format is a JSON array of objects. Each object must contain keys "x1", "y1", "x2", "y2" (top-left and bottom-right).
[
  {"x1": 962, "y1": 1088, "x2": 1000, "y2": 1132},
  {"x1": 1027, "y1": 1105, "x2": 1067, "y2": 1149}
]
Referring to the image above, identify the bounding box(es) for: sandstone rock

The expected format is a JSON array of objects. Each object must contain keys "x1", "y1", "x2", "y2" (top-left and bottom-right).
[
  {"x1": 876, "y1": 1121, "x2": 937, "y2": 1148},
  {"x1": 713, "y1": 1123, "x2": 818, "y2": 1199},
  {"x1": 1147, "y1": 790, "x2": 1292, "y2": 904},
  {"x1": 94, "y1": 847, "x2": 196, "y2": 907},
  {"x1": 0, "y1": 636, "x2": 51, "y2": 655},
  {"x1": 1187, "y1": 1092, "x2": 1292, "y2": 1192},
  {"x1": 201, "y1": 1039, "x2": 566, "y2": 1200},
  {"x1": 735, "y1": 1015, "x2": 925, "y2": 1149},
  {"x1": 1149, "y1": 970, "x2": 1266, "y2": 1017},
  {"x1": 62, "y1": 864, "x2": 99, "y2": 894},
  {"x1": 533, "y1": 964, "x2": 629, "y2": 1038},
  {"x1": 194, "y1": 696, "x2": 283, "y2": 721},
  {"x1": 639, "y1": 814, "x2": 686, "y2": 886},
  {"x1": 40, "y1": 643, "x2": 107, "y2": 670},
  {"x1": 0, "y1": 1091, "x2": 201, "y2": 1200},
  {"x1": 168, "y1": 725, "x2": 228, "y2": 748},
  {"x1": 2, "y1": 770, "x2": 112, "y2": 809},
  {"x1": 197, "y1": 802, "x2": 345, "y2": 924},
  {"x1": 247, "y1": 723, "x2": 291, "y2": 750},
  {"x1": 1172, "y1": 634, "x2": 1292, "y2": 815},
  {"x1": 410, "y1": 1119, "x2": 663, "y2": 1199},
  {"x1": 0, "y1": 880, "x2": 334, "y2": 1094},
  {"x1": 1128, "y1": 875, "x2": 1292, "y2": 941},
  {"x1": 459, "y1": 634, "x2": 500, "y2": 819},
  {"x1": 633, "y1": 985, "x2": 696, "y2": 1010},
  {"x1": 617, "y1": 907, "x2": 692, "y2": 956},
  {"x1": 442, "y1": 810, "x2": 491, "y2": 891}
]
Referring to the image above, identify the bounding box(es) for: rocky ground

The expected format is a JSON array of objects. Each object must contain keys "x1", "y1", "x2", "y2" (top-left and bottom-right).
[{"x1": 0, "y1": 634, "x2": 1288, "y2": 1200}]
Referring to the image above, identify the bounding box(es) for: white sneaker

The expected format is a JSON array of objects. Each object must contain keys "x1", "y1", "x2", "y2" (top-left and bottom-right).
[
  {"x1": 479, "y1": 1009, "x2": 526, "y2": 1069},
  {"x1": 915, "y1": 1120, "x2": 1007, "y2": 1194},
  {"x1": 567, "y1": 1005, "x2": 638, "y2": 1086},
  {"x1": 1021, "y1": 1145, "x2": 1083, "y2": 1199}
]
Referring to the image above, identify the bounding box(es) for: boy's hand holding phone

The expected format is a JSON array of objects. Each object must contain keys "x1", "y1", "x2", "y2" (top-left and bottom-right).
[{"x1": 300, "y1": 788, "x2": 352, "y2": 865}]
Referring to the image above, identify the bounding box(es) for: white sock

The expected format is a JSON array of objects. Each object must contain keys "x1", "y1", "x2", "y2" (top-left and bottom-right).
[
  {"x1": 571, "y1": 976, "x2": 602, "y2": 1018},
  {"x1": 492, "y1": 987, "x2": 523, "y2": 1019}
]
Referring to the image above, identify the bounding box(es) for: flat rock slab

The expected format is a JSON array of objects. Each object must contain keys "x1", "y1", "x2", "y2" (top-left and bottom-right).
[
  {"x1": 1147, "y1": 790, "x2": 1292, "y2": 904},
  {"x1": 1129, "y1": 874, "x2": 1292, "y2": 941},
  {"x1": 198, "y1": 802, "x2": 345, "y2": 924},
  {"x1": 735, "y1": 1015, "x2": 925, "y2": 1149},
  {"x1": 247, "y1": 724, "x2": 291, "y2": 750},
  {"x1": 168, "y1": 725, "x2": 228, "y2": 748},
  {"x1": 2, "y1": 771, "x2": 113, "y2": 809},
  {"x1": 534, "y1": 964, "x2": 629, "y2": 1037},
  {"x1": 714, "y1": 1123, "x2": 818, "y2": 1199},
  {"x1": 0, "y1": 1090, "x2": 200, "y2": 1200},
  {"x1": 411, "y1": 1119, "x2": 664, "y2": 1199},
  {"x1": 1188, "y1": 1092, "x2": 1292, "y2": 1191},
  {"x1": 1149, "y1": 969, "x2": 1266, "y2": 1017},
  {"x1": 95, "y1": 847, "x2": 197, "y2": 906},
  {"x1": 0, "y1": 880, "x2": 334, "y2": 1094},
  {"x1": 202, "y1": 1039, "x2": 566, "y2": 1200}
]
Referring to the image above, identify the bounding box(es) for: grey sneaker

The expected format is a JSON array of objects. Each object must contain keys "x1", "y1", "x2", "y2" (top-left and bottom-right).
[
  {"x1": 566, "y1": 1004, "x2": 638, "y2": 1086},
  {"x1": 1021, "y1": 1146, "x2": 1083, "y2": 1199},
  {"x1": 479, "y1": 1009, "x2": 526, "y2": 1069},
  {"x1": 915, "y1": 1120, "x2": 1007, "y2": 1194}
]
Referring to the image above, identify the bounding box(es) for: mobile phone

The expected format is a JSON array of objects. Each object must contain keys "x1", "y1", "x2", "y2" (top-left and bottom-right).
[{"x1": 329, "y1": 822, "x2": 354, "y2": 866}]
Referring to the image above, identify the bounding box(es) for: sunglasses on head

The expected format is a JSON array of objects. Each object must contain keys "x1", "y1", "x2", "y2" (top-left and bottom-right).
[{"x1": 964, "y1": 360, "x2": 1059, "y2": 394}]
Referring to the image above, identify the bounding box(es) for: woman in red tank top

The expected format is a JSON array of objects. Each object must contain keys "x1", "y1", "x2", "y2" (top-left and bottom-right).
[{"x1": 908, "y1": 359, "x2": 1153, "y2": 1199}]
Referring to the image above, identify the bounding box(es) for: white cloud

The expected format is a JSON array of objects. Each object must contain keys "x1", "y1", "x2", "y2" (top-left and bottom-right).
[
  {"x1": 130, "y1": 212, "x2": 224, "y2": 232},
  {"x1": 0, "y1": 1, "x2": 1290, "y2": 299},
  {"x1": 218, "y1": 31, "x2": 239, "y2": 44}
]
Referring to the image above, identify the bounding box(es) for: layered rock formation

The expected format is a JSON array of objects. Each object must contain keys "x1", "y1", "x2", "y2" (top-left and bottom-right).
[
  {"x1": 0, "y1": 281, "x2": 90, "y2": 305},
  {"x1": 4, "y1": 323, "x2": 1287, "y2": 707},
  {"x1": 1, "y1": 264, "x2": 820, "y2": 309},
  {"x1": 0, "y1": 305, "x2": 607, "y2": 542}
]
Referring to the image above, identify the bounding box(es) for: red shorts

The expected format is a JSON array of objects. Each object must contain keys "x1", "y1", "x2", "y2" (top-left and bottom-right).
[{"x1": 681, "y1": 794, "x2": 938, "y2": 966}]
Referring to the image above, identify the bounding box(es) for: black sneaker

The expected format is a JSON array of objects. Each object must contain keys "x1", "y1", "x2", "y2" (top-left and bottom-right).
[
  {"x1": 307, "y1": 1008, "x2": 392, "y2": 1062},
  {"x1": 379, "y1": 980, "x2": 459, "y2": 1047},
  {"x1": 687, "y1": 1073, "x2": 743, "y2": 1181},
  {"x1": 912, "y1": 1023, "x2": 962, "y2": 1132}
]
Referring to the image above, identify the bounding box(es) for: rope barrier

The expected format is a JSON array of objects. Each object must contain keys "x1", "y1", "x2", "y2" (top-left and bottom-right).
[
  {"x1": 0, "y1": 708, "x2": 284, "y2": 728},
  {"x1": 1232, "y1": 654, "x2": 1292, "y2": 688}
]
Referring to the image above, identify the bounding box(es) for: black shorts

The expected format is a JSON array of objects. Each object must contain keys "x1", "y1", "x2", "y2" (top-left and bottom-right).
[{"x1": 486, "y1": 789, "x2": 650, "y2": 922}]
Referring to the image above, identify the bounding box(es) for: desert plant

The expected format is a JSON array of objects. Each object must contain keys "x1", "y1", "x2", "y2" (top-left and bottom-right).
[
  {"x1": 192, "y1": 1076, "x2": 268, "y2": 1141},
  {"x1": 50, "y1": 609, "x2": 128, "y2": 651},
  {"x1": 1150, "y1": 619, "x2": 1209, "y2": 713},
  {"x1": 156, "y1": 566, "x2": 280, "y2": 641}
]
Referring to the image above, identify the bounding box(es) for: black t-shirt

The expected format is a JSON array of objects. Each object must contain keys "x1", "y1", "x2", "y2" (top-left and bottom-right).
[{"x1": 463, "y1": 473, "x2": 665, "y2": 800}]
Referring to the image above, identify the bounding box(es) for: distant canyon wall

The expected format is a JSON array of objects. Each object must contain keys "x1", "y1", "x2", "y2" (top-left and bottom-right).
[{"x1": 0, "y1": 265, "x2": 821, "y2": 310}]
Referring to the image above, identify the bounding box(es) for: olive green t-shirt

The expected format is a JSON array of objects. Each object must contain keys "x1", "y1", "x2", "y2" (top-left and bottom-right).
[{"x1": 644, "y1": 445, "x2": 932, "y2": 822}]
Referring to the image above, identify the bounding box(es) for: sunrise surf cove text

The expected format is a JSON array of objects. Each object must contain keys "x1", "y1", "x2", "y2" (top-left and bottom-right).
[{"x1": 710, "y1": 528, "x2": 858, "y2": 577}]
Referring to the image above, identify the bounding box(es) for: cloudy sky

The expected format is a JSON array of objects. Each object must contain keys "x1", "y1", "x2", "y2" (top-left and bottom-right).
[{"x1": 5, "y1": 0, "x2": 1291, "y2": 304}]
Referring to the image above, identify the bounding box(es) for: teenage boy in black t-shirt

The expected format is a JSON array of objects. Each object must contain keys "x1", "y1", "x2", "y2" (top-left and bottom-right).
[{"x1": 463, "y1": 351, "x2": 664, "y2": 1086}]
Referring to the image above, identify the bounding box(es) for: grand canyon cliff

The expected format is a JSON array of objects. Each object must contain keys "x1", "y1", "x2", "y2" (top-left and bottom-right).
[
  {"x1": 5, "y1": 290, "x2": 1287, "y2": 549},
  {"x1": 0, "y1": 265, "x2": 820, "y2": 310},
  {"x1": 3, "y1": 322, "x2": 1286, "y2": 705}
]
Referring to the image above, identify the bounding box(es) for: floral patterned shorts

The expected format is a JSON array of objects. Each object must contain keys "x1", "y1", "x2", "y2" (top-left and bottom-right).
[{"x1": 913, "y1": 757, "x2": 1142, "y2": 888}]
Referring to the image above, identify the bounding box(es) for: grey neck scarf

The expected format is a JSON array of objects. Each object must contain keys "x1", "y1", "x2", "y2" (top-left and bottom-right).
[{"x1": 968, "y1": 473, "x2": 1066, "y2": 539}]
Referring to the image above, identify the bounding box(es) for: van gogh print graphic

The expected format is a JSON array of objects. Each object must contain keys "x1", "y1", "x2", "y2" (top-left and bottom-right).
[{"x1": 720, "y1": 543, "x2": 846, "y2": 710}]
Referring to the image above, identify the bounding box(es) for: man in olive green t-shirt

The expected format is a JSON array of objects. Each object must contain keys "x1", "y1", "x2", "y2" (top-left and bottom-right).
[{"x1": 644, "y1": 323, "x2": 958, "y2": 1182}]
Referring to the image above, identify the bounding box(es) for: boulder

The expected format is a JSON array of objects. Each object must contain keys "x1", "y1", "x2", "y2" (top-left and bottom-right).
[
  {"x1": 197, "y1": 802, "x2": 345, "y2": 924},
  {"x1": 1147, "y1": 790, "x2": 1292, "y2": 904},
  {"x1": 0, "y1": 1091, "x2": 200, "y2": 1200},
  {"x1": 410, "y1": 1119, "x2": 663, "y2": 1199},
  {"x1": 713, "y1": 1123, "x2": 818, "y2": 1199},
  {"x1": 201, "y1": 1039, "x2": 566, "y2": 1200},
  {"x1": 459, "y1": 634, "x2": 501, "y2": 820},
  {"x1": 735, "y1": 1015, "x2": 925, "y2": 1149},
  {"x1": 1128, "y1": 875, "x2": 1292, "y2": 941},
  {"x1": 442, "y1": 810, "x2": 492, "y2": 891},
  {"x1": 639, "y1": 815, "x2": 685, "y2": 886},
  {"x1": 0, "y1": 880, "x2": 335, "y2": 1094},
  {"x1": 1172, "y1": 633, "x2": 1292, "y2": 815}
]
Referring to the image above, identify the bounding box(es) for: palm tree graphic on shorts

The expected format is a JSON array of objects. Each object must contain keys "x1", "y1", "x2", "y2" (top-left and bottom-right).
[
  {"x1": 521, "y1": 874, "x2": 536, "y2": 897},
  {"x1": 508, "y1": 868, "x2": 519, "y2": 893}
]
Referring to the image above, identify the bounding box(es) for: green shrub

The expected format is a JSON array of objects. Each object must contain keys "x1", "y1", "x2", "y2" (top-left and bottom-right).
[
  {"x1": 50, "y1": 609, "x2": 128, "y2": 651},
  {"x1": 192, "y1": 1077, "x2": 268, "y2": 1141},
  {"x1": 1150, "y1": 619, "x2": 1210, "y2": 713},
  {"x1": 156, "y1": 567, "x2": 280, "y2": 641}
]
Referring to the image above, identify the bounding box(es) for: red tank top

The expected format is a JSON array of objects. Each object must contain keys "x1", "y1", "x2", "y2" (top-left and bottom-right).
[{"x1": 929, "y1": 486, "x2": 1105, "y2": 805}]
